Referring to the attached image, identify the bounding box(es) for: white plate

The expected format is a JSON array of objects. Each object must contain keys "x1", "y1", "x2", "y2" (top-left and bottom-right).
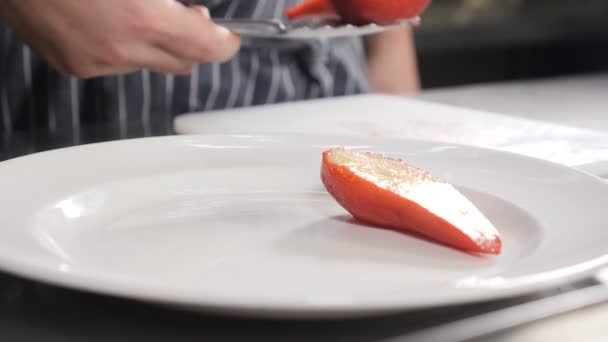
[{"x1": 1, "y1": 134, "x2": 608, "y2": 319}]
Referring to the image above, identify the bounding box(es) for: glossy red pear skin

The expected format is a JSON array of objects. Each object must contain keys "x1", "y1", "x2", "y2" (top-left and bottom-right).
[
  {"x1": 321, "y1": 149, "x2": 502, "y2": 255},
  {"x1": 285, "y1": 0, "x2": 338, "y2": 21},
  {"x1": 286, "y1": 0, "x2": 431, "y2": 25},
  {"x1": 331, "y1": 0, "x2": 431, "y2": 24}
]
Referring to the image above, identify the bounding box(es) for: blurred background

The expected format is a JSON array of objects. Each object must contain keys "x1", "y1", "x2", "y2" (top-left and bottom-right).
[{"x1": 414, "y1": 0, "x2": 608, "y2": 88}]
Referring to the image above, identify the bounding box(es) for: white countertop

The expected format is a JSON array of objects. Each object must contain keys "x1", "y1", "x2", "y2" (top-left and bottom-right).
[{"x1": 419, "y1": 73, "x2": 608, "y2": 131}]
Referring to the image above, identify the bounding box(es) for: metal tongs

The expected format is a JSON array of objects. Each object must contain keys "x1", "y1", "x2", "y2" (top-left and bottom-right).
[{"x1": 213, "y1": 17, "x2": 420, "y2": 39}]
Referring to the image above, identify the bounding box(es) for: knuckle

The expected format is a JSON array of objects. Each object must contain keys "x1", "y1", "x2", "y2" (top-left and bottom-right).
[
  {"x1": 198, "y1": 35, "x2": 240, "y2": 63},
  {"x1": 126, "y1": 2, "x2": 152, "y2": 30},
  {"x1": 53, "y1": 54, "x2": 87, "y2": 78},
  {"x1": 182, "y1": 64, "x2": 196, "y2": 74},
  {"x1": 152, "y1": 61, "x2": 193, "y2": 76},
  {"x1": 174, "y1": 63, "x2": 195, "y2": 75},
  {"x1": 195, "y1": 44, "x2": 214, "y2": 60},
  {"x1": 194, "y1": 40, "x2": 225, "y2": 62},
  {"x1": 128, "y1": 6, "x2": 169, "y2": 39},
  {"x1": 93, "y1": 40, "x2": 127, "y2": 66},
  {"x1": 64, "y1": 62, "x2": 97, "y2": 78},
  {"x1": 52, "y1": 44, "x2": 104, "y2": 78},
  {"x1": 133, "y1": 18, "x2": 167, "y2": 37}
]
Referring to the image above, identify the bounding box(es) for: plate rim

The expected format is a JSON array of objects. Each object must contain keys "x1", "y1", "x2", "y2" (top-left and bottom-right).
[{"x1": 1, "y1": 133, "x2": 607, "y2": 318}]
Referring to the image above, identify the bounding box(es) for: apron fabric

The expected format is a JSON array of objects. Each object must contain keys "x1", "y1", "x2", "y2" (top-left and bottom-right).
[{"x1": 0, "y1": 0, "x2": 370, "y2": 156}]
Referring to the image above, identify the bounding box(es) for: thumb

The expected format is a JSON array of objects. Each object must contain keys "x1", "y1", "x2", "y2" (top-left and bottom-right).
[
  {"x1": 190, "y1": 5, "x2": 211, "y2": 18},
  {"x1": 189, "y1": 5, "x2": 241, "y2": 62}
]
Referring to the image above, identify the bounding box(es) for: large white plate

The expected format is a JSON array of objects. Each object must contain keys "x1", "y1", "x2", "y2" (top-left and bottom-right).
[{"x1": 1, "y1": 134, "x2": 608, "y2": 319}]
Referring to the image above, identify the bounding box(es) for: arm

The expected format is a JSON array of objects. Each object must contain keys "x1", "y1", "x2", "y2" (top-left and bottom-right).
[
  {"x1": 0, "y1": 0, "x2": 241, "y2": 78},
  {"x1": 365, "y1": 27, "x2": 420, "y2": 95}
]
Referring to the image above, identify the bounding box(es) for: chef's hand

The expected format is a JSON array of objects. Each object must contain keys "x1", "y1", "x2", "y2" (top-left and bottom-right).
[{"x1": 0, "y1": 0, "x2": 240, "y2": 78}]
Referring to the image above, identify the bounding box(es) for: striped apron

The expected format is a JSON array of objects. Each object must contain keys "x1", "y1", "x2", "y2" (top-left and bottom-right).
[{"x1": 0, "y1": 0, "x2": 370, "y2": 158}]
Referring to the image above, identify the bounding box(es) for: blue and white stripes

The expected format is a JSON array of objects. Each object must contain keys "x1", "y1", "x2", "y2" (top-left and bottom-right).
[{"x1": 0, "y1": 0, "x2": 369, "y2": 148}]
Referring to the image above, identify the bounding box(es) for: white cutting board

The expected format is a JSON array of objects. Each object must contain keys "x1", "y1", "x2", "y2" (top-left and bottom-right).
[{"x1": 174, "y1": 94, "x2": 608, "y2": 175}]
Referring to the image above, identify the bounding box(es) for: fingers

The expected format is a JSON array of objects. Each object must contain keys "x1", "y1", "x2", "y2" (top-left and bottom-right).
[
  {"x1": 50, "y1": 43, "x2": 196, "y2": 78},
  {"x1": 153, "y1": 4, "x2": 241, "y2": 64},
  {"x1": 19, "y1": 1, "x2": 242, "y2": 78},
  {"x1": 125, "y1": 44, "x2": 197, "y2": 75}
]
